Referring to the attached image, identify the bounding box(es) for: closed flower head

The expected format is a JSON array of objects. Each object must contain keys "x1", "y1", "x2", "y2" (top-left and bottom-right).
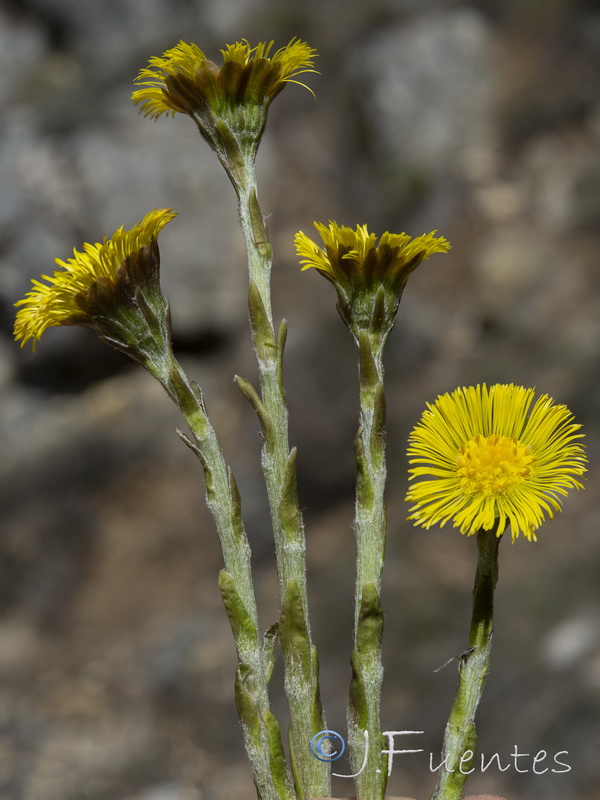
[
  {"x1": 295, "y1": 221, "x2": 450, "y2": 336},
  {"x1": 14, "y1": 209, "x2": 175, "y2": 365},
  {"x1": 406, "y1": 384, "x2": 587, "y2": 541},
  {"x1": 132, "y1": 38, "x2": 317, "y2": 169}
]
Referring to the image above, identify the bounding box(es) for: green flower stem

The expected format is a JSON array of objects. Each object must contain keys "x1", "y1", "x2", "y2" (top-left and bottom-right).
[
  {"x1": 353, "y1": 331, "x2": 387, "y2": 627},
  {"x1": 430, "y1": 528, "x2": 502, "y2": 800},
  {"x1": 234, "y1": 160, "x2": 329, "y2": 800},
  {"x1": 161, "y1": 355, "x2": 295, "y2": 800},
  {"x1": 349, "y1": 330, "x2": 387, "y2": 800}
]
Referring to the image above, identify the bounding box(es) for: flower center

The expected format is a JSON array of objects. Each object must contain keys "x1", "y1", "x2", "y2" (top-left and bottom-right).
[{"x1": 456, "y1": 434, "x2": 536, "y2": 497}]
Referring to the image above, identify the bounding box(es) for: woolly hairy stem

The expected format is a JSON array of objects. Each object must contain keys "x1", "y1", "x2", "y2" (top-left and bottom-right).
[
  {"x1": 353, "y1": 332, "x2": 387, "y2": 629},
  {"x1": 234, "y1": 161, "x2": 329, "y2": 800},
  {"x1": 164, "y1": 358, "x2": 294, "y2": 800},
  {"x1": 348, "y1": 331, "x2": 387, "y2": 800},
  {"x1": 430, "y1": 528, "x2": 502, "y2": 800}
]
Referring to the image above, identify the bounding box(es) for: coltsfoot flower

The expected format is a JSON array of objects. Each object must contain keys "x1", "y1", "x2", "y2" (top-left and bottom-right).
[
  {"x1": 295, "y1": 221, "x2": 450, "y2": 337},
  {"x1": 14, "y1": 209, "x2": 176, "y2": 366},
  {"x1": 132, "y1": 38, "x2": 317, "y2": 169},
  {"x1": 406, "y1": 384, "x2": 587, "y2": 541}
]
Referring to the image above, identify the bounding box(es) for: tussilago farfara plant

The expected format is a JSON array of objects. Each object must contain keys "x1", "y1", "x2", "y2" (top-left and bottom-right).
[{"x1": 14, "y1": 38, "x2": 586, "y2": 800}]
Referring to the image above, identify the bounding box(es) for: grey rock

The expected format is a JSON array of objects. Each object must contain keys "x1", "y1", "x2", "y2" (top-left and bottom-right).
[{"x1": 351, "y1": 9, "x2": 493, "y2": 177}]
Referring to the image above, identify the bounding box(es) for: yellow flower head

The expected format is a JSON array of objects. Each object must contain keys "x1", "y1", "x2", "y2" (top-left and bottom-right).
[
  {"x1": 295, "y1": 221, "x2": 450, "y2": 336},
  {"x1": 132, "y1": 38, "x2": 317, "y2": 162},
  {"x1": 14, "y1": 209, "x2": 176, "y2": 350},
  {"x1": 406, "y1": 384, "x2": 587, "y2": 541}
]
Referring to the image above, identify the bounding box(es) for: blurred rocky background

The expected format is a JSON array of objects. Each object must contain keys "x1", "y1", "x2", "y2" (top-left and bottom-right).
[{"x1": 1, "y1": 0, "x2": 600, "y2": 798}]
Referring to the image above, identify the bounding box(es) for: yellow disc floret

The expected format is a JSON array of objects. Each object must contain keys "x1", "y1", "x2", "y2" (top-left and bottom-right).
[{"x1": 457, "y1": 434, "x2": 537, "y2": 497}]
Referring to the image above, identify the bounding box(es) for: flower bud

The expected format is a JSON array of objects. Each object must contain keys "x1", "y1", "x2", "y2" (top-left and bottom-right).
[
  {"x1": 295, "y1": 221, "x2": 450, "y2": 340},
  {"x1": 14, "y1": 209, "x2": 176, "y2": 376},
  {"x1": 132, "y1": 39, "x2": 317, "y2": 181}
]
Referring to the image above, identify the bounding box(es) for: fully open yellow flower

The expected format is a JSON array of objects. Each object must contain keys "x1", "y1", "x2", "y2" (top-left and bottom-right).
[
  {"x1": 406, "y1": 384, "x2": 586, "y2": 541},
  {"x1": 14, "y1": 209, "x2": 175, "y2": 350},
  {"x1": 132, "y1": 38, "x2": 317, "y2": 120}
]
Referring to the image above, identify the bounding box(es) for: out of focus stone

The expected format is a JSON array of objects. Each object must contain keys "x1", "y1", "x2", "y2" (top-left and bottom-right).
[
  {"x1": 0, "y1": 7, "x2": 46, "y2": 106},
  {"x1": 351, "y1": 9, "x2": 493, "y2": 176},
  {"x1": 543, "y1": 614, "x2": 600, "y2": 670},
  {"x1": 463, "y1": 796, "x2": 509, "y2": 800}
]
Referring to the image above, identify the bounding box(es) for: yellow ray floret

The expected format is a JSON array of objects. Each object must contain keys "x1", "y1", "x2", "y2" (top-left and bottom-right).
[
  {"x1": 132, "y1": 42, "x2": 208, "y2": 118},
  {"x1": 132, "y1": 37, "x2": 318, "y2": 119},
  {"x1": 405, "y1": 384, "x2": 587, "y2": 541},
  {"x1": 14, "y1": 209, "x2": 176, "y2": 349},
  {"x1": 221, "y1": 38, "x2": 318, "y2": 93},
  {"x1": 295, "y1": 221, "x2": 450, "y2": 287}
]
